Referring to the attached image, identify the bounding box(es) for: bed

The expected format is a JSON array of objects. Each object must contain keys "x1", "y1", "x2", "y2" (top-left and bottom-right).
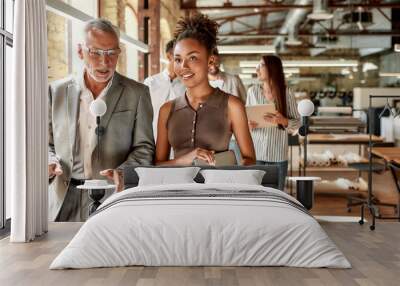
[{"x1": 50, "y1": 165, "x2": 351, "y2": 269}]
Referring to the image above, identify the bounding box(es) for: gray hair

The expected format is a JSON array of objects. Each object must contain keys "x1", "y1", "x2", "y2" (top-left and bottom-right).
[{"x1": 83, "y1": 18, "x2": 120, "y2": 42}]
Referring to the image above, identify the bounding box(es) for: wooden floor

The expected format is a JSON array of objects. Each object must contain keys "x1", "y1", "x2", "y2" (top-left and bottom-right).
[
  {"x1": 0, "y1": 169, "x2": 399, "y2": 286},
  {"x1": 1, "y1": 221, "x2": 400, "y2": 286}
]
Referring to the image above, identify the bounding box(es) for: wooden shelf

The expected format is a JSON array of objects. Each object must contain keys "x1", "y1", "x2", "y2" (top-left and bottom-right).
[{"x1": 305, "y1": 167, "x2": 363, "y2": 172}]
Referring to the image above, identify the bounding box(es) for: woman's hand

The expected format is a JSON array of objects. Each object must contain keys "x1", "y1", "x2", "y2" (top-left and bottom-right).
[
  {"x1": 179, "y1": 148, "x2": 215, "y2": 165},
  {"x1": 263, "y1": 111, "x2": 288, "y2": 127},
  {"x1": 248, "y1": 120, "x2": 258, "y2": 130}
]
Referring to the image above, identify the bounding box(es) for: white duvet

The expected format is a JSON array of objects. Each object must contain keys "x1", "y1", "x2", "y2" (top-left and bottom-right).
[{"x1": 50, "y1": 183, "x2": 351, "y2": 269}]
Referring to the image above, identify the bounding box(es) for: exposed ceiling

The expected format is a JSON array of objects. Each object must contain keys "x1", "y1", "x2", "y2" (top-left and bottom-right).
[
  {"x1": 180, "y1": 0, "x2": 400, "y2": 84},
  {"x1": 180, "y1": 0, "x2": 400, "y2": 57}
]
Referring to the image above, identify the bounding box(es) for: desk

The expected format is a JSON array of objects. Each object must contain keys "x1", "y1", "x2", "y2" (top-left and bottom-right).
[
  {"x1": 307, "y1": 134, "x2": 383, "y2": 144},
  {"x1": 371, "y1": 147, "x2": 400, "y2": 222},
  {"x1": 372, "y1": 147, "x2": 400, "y2": 163}
]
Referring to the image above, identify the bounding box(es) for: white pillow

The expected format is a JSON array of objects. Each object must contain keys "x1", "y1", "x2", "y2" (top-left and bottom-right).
[
  {"x1": 135, "y1": 167, "x2": 200, "y2": 186},
  {"x1": 200, "y1": 169, "x2": 266, "y2": 185}
]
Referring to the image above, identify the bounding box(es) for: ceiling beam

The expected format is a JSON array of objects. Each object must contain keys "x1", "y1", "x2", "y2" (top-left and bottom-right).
[
  {"x1": 220, "y1": 18, "x2": 284, "y2": 35},
  {"x1": 181, "y1": 3, "x2": 400, "y2": 10},
  {"x1": 212, "y1": 10, "x2": 282, "y2": 22},
  {"x1": 219, "y1": 30, "x2": 400, "y2": 38}
]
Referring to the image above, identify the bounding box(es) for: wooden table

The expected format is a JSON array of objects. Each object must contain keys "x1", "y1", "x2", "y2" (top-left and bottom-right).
[
  {"x1": 372, "y1": 147, "x2": 400, "y2": 165},
  {"x1": 371, "y1": 147, "x2": 400, "y2": 222},
  {"x1": 307, "y1": 134, "x2": 384, "y2": 144}
]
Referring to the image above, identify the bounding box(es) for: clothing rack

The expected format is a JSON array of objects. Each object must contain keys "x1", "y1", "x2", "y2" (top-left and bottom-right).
[{"x1": 359, "y1": 95, "x2": 400, "y2": 230}]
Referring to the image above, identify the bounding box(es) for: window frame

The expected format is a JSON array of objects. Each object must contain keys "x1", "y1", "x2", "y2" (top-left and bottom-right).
[{"x1": 0, "y1": 0, "x2": 13, "y2": 233}]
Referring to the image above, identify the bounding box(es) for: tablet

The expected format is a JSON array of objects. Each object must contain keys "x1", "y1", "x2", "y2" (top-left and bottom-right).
[
  {"x1": 246, "y1": 104, "x2": 277, "y2": 128},
  {"x1": 193, "y1": 150, "x2": 237, "y2": 166}
]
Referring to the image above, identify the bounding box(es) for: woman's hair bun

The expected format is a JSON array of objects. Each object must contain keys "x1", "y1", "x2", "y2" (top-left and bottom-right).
[{"x1": 173, "y1": 13, "x2": 219, "y2": 54}]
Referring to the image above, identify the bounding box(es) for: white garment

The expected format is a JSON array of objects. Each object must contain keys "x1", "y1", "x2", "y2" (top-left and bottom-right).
[
  {"x1": 209, "y1": 79, "x2": 224, "y2": 89},
  {"x1": 209, "y1": 71, "x2": 247, "y2": 103},
  {"x1": 144, "y1": 69, "x2": 186, "y2": 140},
  {"x1": 71, "y1": 72, "x2": 113, "y2": 179}
]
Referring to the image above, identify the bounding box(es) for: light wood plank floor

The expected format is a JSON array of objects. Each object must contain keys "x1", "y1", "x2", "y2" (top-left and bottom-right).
[{"x1": 1, "y1": 221, "x2": 400, "y2": 286}]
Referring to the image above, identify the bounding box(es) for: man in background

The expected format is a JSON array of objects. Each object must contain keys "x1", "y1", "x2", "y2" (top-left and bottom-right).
[
  {"x1": 144, "y1": 40, "x2": 186, "y2": 141},
  {"x1": 208, "y1": 48, "x2": 247, "y2": 104},
  {"x1": 48, "y1": 19, "x2": 155, "y2": 221}
]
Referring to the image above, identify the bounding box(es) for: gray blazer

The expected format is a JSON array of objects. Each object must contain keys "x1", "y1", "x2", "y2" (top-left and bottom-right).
[{"x1": 48, "y1": 72, "x2": 155, "y2": 220}]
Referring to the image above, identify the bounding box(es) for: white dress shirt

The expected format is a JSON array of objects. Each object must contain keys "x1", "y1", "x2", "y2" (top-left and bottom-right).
[
  {"x1": 71, "y1": 72, "x2": 113, "y2": 179},
  {"x1": 209, "y1": 71, "x2": 247, "y2": 103},
  {"x1": 144, "y1": 69, "x2": 186, "y2": 140}
]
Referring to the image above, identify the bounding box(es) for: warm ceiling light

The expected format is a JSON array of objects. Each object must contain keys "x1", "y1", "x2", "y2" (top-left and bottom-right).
[
  {"x1": 362, "y1": 62, "x2": 378, "y2": 72},
  {"x1": 240, "y1": 60, "x2": 358, "y2": 68},
  {"x1": 241, "y1": 68, "x2": 300, "y2": 74},
  {"x1": 284, "y1": 60, "x2": 358, "y2": 67},
  {"x1": 379, "y1": 72, "x2": 400, "y2": 78},
  {"x1": 217, "y1": 45, "x2": 276, "y2": 54},
  {"x1": 341, "y1": 68, "x2": 351, "y2": 75},
  {"x1": 308, "y1": 12, "x2": 334, "y2": 21},
  {"x1": 286, "y1": 39, "x2": 303, "y2": 46},
  {"x1": 284, "y1": 68, "x2": 300, "y2": 74},
  {"x1": 238, "y1": 74, "x2": 252, "y2": 79},
  {"x1": 241, "y1": 68, "x2": 257, "y2": 74}
]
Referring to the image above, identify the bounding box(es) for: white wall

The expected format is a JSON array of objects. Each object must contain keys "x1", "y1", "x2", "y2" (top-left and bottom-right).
[{"x1": 353, "y1": 88, "x2": 400, "y2": 110}]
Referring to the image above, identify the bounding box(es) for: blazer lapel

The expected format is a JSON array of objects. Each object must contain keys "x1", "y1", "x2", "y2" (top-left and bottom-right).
[
  {"x1": 101, "y1": 73, "x2": 124, "y2": 128},
  {"x1": 66, "y1": 81, "x2": 81, "y2": 161}
]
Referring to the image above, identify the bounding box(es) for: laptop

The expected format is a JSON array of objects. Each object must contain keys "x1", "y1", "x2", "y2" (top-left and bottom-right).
[{"x1": 193, "y1": 150, "x2": 237, "y2": 166}]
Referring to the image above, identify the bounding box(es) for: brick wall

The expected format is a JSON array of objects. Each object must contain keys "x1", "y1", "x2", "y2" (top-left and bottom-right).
[
  {"x1": 160, "y1": 0, "x2": 183, "y2": 62},
  {"x1": 99, "y1": 0, "x2": 127, "y2": 76},
  {"x1": 47, "y1": 11, "x2": 68, "y2": 82}
]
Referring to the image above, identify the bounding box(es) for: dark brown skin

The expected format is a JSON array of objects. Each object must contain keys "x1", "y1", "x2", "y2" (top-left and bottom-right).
[{"x1": 155, "y1": 38, "x2": 256, "y2": 166}]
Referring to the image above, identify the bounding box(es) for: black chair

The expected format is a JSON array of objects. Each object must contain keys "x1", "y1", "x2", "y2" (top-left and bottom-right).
[{"x1": 347, "y1": 142, "x2": 398, "y2": 215}]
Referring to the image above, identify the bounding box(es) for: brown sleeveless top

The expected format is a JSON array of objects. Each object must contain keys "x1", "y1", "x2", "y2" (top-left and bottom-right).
[{"x1": 167, "y1": 88, "x2": 232, "y2": 158}]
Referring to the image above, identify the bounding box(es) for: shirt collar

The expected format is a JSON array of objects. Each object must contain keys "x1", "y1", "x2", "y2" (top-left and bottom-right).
[
  {"x1": 161, "y1": 69, "x2": 170, "y2": 81},
  {"x1": 174, "y1": 88, "x2": 225, "y2": 111}
]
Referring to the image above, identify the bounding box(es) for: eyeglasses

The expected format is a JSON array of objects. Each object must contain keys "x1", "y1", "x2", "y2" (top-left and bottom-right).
[{"x1": 82, "y1": 45, "x2": 121, "y2": 59}]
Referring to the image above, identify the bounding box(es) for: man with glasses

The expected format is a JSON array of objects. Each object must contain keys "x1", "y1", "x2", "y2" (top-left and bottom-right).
[{"x1": 48, "y1": 19, "x2": 155, "y2": 222}]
